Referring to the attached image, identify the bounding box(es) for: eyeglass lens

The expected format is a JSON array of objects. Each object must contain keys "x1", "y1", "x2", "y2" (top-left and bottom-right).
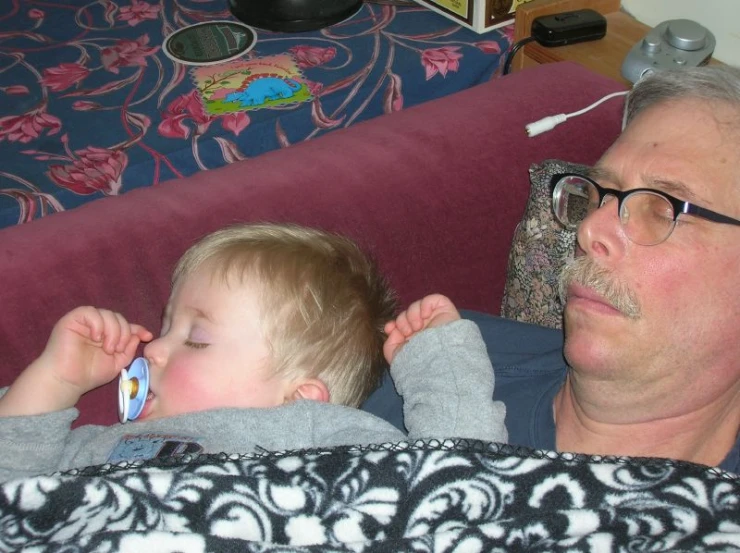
[{"x1": 553, "y1": 176, "x2": 677, "y2": 246}]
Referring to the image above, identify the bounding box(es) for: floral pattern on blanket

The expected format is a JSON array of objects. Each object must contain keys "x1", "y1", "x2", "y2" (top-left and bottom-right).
[
  {"x1": 0, "y1": 440, "x2": 738, "y2": 552},
  {"x1": 0, "y1": 1, "x2": 511, "y2": 228}
]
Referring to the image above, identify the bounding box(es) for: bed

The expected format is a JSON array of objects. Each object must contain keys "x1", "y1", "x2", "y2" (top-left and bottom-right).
[{"x1": 0, "y1": 0, "x2": 511, "y2": 229}]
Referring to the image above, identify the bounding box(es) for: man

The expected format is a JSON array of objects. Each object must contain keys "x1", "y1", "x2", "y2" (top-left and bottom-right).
[
  {"x1": 483, "y1": 64, "x2": 740, "y2": 473},
  {"x1": 364, "y1": 65, "x2": 740, "y2": 474}
]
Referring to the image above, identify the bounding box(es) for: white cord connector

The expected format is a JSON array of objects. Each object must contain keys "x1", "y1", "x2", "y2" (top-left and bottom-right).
[
  {"x1": 525, "y1": 114, "x2": 567, "y2": 137},
  {"x1": 525, "y1": 90, "x2": 629, "y2": 137}
]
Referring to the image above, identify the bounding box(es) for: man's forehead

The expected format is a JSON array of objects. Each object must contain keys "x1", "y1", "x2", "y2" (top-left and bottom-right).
[
  {"x1": 623, "y1": 98, "x2": 740, "y2": 160},
  {"x1": 627, "y1": 96, "x2": 732, "y2": 131},
  {"x1": 597, "y1": 99, "x2": 740, "y2": 205}
]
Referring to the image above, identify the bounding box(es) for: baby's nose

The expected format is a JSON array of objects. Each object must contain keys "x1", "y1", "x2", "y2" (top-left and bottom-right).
[{"x1": 142, "y1": 336, "x2": 166, "y2": 369}]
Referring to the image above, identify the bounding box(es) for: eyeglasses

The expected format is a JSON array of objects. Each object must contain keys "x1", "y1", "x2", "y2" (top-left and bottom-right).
[{"x1": 551, "y1": 173, "x2": 740, "y2": 246}]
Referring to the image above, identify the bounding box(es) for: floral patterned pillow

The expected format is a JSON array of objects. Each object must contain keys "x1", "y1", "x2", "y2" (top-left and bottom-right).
[{"x1": 500, "y1": 159, "x2": 589, "y2": 329}]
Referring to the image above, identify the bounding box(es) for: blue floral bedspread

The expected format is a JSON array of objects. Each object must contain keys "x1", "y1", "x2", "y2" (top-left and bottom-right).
[{"x1": 0, "y1": 0, "x2": 511, "y2": 228}]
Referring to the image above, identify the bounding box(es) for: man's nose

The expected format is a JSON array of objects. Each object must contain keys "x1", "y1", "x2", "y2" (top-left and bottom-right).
[{"x1": 576, "y1": 195, "x2": 626, "y2": 259}]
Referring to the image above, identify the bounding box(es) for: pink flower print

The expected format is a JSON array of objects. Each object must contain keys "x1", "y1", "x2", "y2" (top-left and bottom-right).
[
  {"x1": 221, "y1": 111, "x2": 250, "y2": 136},
  {"x1": 48, "y1": 146, "x2": 128, "y2": 195},
  {"x1": 101, "y1": 35, "x2": 159, "y2": 74},
  {"x1": 40, "y1": 63, "x2": 90, "y2": 92},
  {"x1": 72, "y1": 100, "x2": 101, "y2": 111},
  {"x1": 28, "y1": 9, "x2": 44, "y2": 19},
  {"x1": 2, "y1": 85, "x2": 29, "y2": 95},
  {"x1": 0, "y1": 108, "x2": 61, "y2": 143},
  {"x1": 117, "y1": 0, "x2": 160, "y2": 26},
  {"x1": 383, "y1": 73, "x2": 403, "y2": 113},
  {"x1": 475, "y1": 41, "x2": 501, "y2": 54},
  {"x1": 304, "y1": 79, "x2": 324, "y2": 97},
  {"x1": 420, "y1": 47, "x2": 463, "y2": 80},
  {"x1": 289, "y1": 45, "x2": 336, "y2": 68},
  {"x1": 501, "y1": 23, "x2": 514, "y2": 41},
  {"x1": 158, "y1": 90, "x2": 213, "y2": 139}
]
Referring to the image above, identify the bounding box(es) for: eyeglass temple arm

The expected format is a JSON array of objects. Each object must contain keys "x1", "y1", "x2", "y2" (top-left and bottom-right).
[{"x1": 682, "y1": 204, "x2": 740, "y2": 226}]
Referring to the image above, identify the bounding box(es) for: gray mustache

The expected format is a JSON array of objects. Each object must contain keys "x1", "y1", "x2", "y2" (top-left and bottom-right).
[{"x1": 558, "y1": 257, "x2": 641, "y2": 319}]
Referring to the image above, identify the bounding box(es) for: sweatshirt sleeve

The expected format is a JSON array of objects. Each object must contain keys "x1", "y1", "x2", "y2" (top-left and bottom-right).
[
  {"x1": 0, "y1": 387, "x2": 80, "y2": 482},
  {"x1": 389, "y1": 319, "x2": 508, "y2": 443}
]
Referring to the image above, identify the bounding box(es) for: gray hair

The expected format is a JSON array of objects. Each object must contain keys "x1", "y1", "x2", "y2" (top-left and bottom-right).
[{"x1": 624, "y1": 65, "x2": 740, "y2": 127}]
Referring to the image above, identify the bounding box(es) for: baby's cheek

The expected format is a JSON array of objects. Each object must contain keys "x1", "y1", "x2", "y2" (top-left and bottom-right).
[{"x1": 159, "y1": 366, "x2": 213, "y2": 415}]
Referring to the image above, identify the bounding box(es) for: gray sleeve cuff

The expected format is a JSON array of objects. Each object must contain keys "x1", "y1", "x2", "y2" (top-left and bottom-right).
[{"x1": 389, "y1": 319, "x2": 508, "y2": 443}]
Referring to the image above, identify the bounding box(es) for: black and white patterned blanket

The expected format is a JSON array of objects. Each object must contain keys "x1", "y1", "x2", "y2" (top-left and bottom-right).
[{"x1": 0, "y1": 440, "x2": 738, "y2": 552}]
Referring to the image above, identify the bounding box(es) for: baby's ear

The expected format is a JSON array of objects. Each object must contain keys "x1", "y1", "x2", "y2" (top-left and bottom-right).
[{"x1": 289, "y1": 378, "x2": 330, "y2": 404}]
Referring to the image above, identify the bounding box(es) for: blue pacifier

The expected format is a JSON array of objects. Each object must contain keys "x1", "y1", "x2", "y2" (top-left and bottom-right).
[{"x1": 118, "y1": 357, "x2": 150, "y2": 423}]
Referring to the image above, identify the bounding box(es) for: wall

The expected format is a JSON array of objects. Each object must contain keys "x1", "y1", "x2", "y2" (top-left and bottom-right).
[{"x1": 621, "y1": 0, "x2": 739, "y2": 65}]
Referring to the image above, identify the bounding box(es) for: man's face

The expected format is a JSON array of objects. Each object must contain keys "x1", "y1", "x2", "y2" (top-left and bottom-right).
[{"x1": 560, "y1": 98, "x2": 740, "y2": 416}]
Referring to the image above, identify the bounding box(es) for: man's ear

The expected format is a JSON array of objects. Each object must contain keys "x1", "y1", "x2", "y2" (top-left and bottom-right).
[{"x1": 289, "y1": 378, "x2": 330, "y2": 404}]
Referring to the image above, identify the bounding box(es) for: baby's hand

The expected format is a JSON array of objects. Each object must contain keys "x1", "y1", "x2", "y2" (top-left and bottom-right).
[
  {"x1": 383, "y1": 294, "x2": 460, "y2": 364},
  {"x1": 43, "y1": 306, "x2": 153, "y2": 394},
  {"x1": 0, "y1": 307, "x2": 153, "y2": 416}
]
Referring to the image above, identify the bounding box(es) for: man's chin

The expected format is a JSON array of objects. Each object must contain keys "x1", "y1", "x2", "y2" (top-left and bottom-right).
[{"x1": 563, "y1": 324, "x2": 624, "y2": 371}]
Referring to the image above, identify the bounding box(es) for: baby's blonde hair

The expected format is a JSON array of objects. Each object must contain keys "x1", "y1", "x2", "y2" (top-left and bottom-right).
[{"x1": 172, "y1": 223, "x2": 397, "y2": 408}]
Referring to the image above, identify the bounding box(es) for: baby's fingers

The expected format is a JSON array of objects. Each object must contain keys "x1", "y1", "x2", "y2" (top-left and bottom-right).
[
  {"x1": 401, "y1": 300, "x2": 427, "y2": 332},
  {"x1": 384, "y1": 320, "x2": 397, "y2": 336},
  {"x1": 98, "y1": 309, "x2": 124, "y2": 354},
  {"x1": 131, "y1": 324, "x2": 154, "y2": 343},
  {"x1": 120, "y1": 324, "x2": 153, "y2": 358},
  {"x1": 64, "y1": 306, "x2": 107, "y2": 344},
  {"x1": 121, "y1": 335, "x2": 144, "y2": 366},
  {"x1": 112, "y1": 317, "x2": 153, "y2": 355},
  {"x1": 418, "y1": 294, "x2": 452, "y2": 318},
  {"x1": 383, "y1": 327, "x2": 407, "y2": 364},
  {"x1": 392, "y1": 310, "x2": 416, "y2": 336}
]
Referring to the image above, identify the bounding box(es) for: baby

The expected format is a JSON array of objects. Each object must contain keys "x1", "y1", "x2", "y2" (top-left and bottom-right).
[{"x1": 0, "y1": 223, "x2": 506, "y2": 482}]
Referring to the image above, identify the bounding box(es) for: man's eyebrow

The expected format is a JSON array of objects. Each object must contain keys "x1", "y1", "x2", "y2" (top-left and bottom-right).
[
  {"x1": 589, "y1": 165, "x2": 703, "y2": 203},
  {"x1": 643, "y1": 177, "x2": 702, "y2": 203},
  {"x1": 587, "y1": 165, "x2": 616, "y2": 182}
]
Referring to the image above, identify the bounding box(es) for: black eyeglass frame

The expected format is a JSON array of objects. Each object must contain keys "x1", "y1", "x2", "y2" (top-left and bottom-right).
[{"x1": 551, "y1": 173, "x2": 740, "y2": 240}]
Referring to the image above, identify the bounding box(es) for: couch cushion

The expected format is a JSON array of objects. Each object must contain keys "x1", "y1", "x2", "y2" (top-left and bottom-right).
[{"x1": 500, "y1": 159, "x2": 587, "y2": 328}]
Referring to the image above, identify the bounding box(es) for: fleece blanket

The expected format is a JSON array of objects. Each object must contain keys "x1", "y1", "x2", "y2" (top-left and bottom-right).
[{"x1": 0, "y1": 440, "x2": 738, "y2": 552}]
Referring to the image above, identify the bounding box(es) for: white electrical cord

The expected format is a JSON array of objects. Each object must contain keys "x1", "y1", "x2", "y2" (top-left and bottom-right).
[{"x1": 525, "y1": 90, "x2": 629, "y2": 137}]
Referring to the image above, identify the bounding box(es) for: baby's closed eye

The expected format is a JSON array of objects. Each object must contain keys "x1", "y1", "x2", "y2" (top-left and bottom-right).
[{"x1": 185, "y1": 340, "x2": 208, "y2": 349}]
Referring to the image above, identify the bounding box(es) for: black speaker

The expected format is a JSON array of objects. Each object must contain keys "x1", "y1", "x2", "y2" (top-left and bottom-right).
[{"x1": 229, "y1": 0, "x2": 364, "y2": 33}]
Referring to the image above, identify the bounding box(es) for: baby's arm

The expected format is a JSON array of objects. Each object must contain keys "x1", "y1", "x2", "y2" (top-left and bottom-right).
[
  {"x1": 0, "y1": 306, "x2": 152, "y2": 417},
  {"x1": 386, "y1": 295, "x2": 507, "y2": 443}
]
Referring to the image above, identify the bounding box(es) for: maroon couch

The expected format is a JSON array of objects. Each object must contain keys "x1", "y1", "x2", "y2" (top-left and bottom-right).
[{"x1": 0, "y1": 62, "x2": 624, "y2": 427}]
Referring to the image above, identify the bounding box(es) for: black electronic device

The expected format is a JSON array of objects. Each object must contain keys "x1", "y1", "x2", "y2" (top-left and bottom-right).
[
  {"x1": 531, "y1": 9, "x2": 607, "y2": 47},
  {"x1": 228, "y1": 0, "x2": 363, "y2": 33}
]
